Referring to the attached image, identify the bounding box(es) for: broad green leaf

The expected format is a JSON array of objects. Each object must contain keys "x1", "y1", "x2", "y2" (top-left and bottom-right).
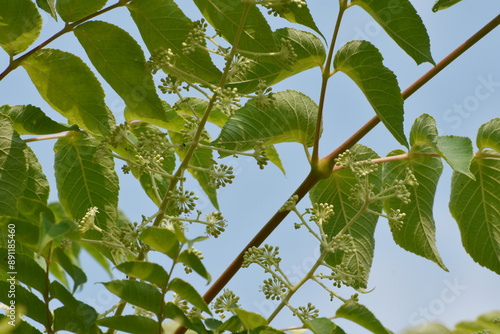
[
  {"x1": 168, "y1": 278, "x2": 211, "y2": 314},
  {"x1": 272, "y1": 2, "x2": 325, "y2": 40},
  {"x1": 0, "y1": 314, "x2": 43, "y2": 334},
  {"x1": 0, "y1": 281, "x2": 49, "y2": 325},
  {"x1": 229, "y1": 28, "x2": 326, "y2": 94},
  {"x1": 266, "y1": 145, "x2": 285, "y2": 175},
  {"x1": 334, "y1": 40, "x2": 407, "y2": 148},
  {"x1": 193, "y1": 0, "x2": 278, "y2": 55},
  {"x1": 0, "y1": 0, "x2": 42, "y2": 56},
  {"x1": 127, "y1": 0, "x2": 221, "y2": 83},
  {"x1": 38, "y1": 213, "x2": 73, "y2": 253},
  {"x1": 450, "y1": 152, "x2": 500, "y2": 274},
  {"x1": 383, "y1": 147, "x2": 447, "y2": 270},
  {"x1": 50, "y1": 281, "x2": 98, "y2": 333},
  {"x1": 0, "y1": 105, "x2": 75, "y2": 135},
  {"x1": 36, "y1": 0, "x2": 57, "y2": 20},
  {"x1": 0, "y1": 114, "x2": 28, "y2": 217},
  {"x1": 336, "y1": 301, "x2": 391, "y2": 334},
  {"x1": 477, "y1": 118, "x2": 500, "y2": 152},
  {"x1": 178, "y1": 249, "x2": 211, "y2": 282},
  {"x1": 97, "y1": 315, "x2": 159, "y2": 334},
  {"x1": 306, "y1": 318, "x2": 347, "y2": 334},
  {"x1": 171, "y1": 132, "x2": 219, "y2": 209},
  {"x1": 102, "y1": 280, "x2": 163, "y2": 315},
  {"x1": 116, "y1": 261, "x2": 169, "y2": 287},
  {"x1": 0, "y1": 248, "x2": 46, "y2": 294},
  {"x1": 163, "y1": 302, "x2": 197, "y2": 331},
  {"x1": 309, "y1": 144, "x2": 382, "y2": 289},
  {"x1": 22, "y1": 147, "x2": 50, "y2": 204},
  {"x1": 350, "y1": 0, "x2": 434, "y2": 65},
  {"x1": 218, "y1": 316, "x2": 243, "y2": 332},
  {"x1": 56, "y1": 0, "x2": 106, "y2": 22},
  {"x1": 174, "y1": 97, "x2": 228, "y2": 128},
  {"x1": 140, "y1": 227, "x2": 180, "y2": 259},
  {"x1": 403, "y1": 323, "x2": 451, "y2": 334},
  {"x1": 54, "y1": 134, "x2": 119, "y2": 231},
  {"x1": 410, "y1": 113, "x2": 474, "y2": 178},
  {"x1": 74, "y1": 21, "x2": 168, "y2": 124},
  {"x1": 49, "y1": 261, "x2": 70, "y2": 290},
  {"x1": 234, "y1": 309, "x2": 267, "y2": 330},
  {"x1": 52, "y1": 247, "x2": 87, "y2": 292},
  {"x1": 17, "y1": 197, "x2": 54, "y2": 226},
  {"x1": 0, "y1": 217, "x2": 38, "y2": 250},
  {"x1": 432, "y1": 0, "x2": 463, "y2": 12},
  {"x1": 22, "y1": 49, "x2": 114, "y2": 136},
  {"x1": 214, "y1": 90, "x2": 319, "y2": 154}
]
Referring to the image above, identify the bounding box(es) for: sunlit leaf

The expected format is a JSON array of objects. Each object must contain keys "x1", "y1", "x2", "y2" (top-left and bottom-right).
[
  {"x1": 35, "y1": 0, "x2": 57, "y2": 20},
  {"x1": 98, "y1": 315, "x2": 159, "y2": 334},
  {"x1": 234, "y1": 308, "x2": 267, "y2": 330},
  {"x1": 56, "y1": 0, "x2": 106, "y2": 22},
  {"x1": 0, "y1": 0, "x2": 42, "y2": 56},
  {"x1": 168, "y1": 278, "x2": 211, "y2": 314},
  {"x1": 336, "y1": 301, "x2": 391, "y2": 334},
  {"x1": 178, "y1": 249, "x2": 211, "y2": 282},
  {"x1": 0, "y1": 105, "x2": 75, "y2": 135},
  {"x1": 22, "y1": 49, "x2": 115, "y2": 136},
  {"x1": 432, "y1": 0, "x2": 464, "y2": 12},
  {"x1": 116, "y1": 261, "x2": 169, "y2": 287},
  {"x1": 140, "y1": 227, "x2": 180, "y2": 259},
  {"x1": 102, "y1": 280, "x2": 163, "y2": 315}
]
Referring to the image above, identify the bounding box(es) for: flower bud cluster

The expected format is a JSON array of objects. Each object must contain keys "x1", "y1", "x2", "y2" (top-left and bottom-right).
[
  {"x1": 262, "y1": 277, "x2": 287, "y2": 300},
  {"x1": 182, "y1": 19, "x2": 208, "y2": 55},
  {"x1": 253, "y1": 140, "x2": 269, "y2": 169},
  {"x1": 181, "y1": 117, "x2": 211, "y2": 143},
  {"x1": 214, "y1": 87, "x2": 241, "y2": 116},
  {"x1": 253, "y1": 81, "x2": 276, "y2": 110},
  {"x1": 78, "y1": 207, "x2": 100, "y2": 234},
  {"x1": 278, "y1": 194, "x2": 299, "y2": 213},
  {"x1": 296, "y1": 302, "x2": 319, "y2": 320},
  {"x1": 210, "y1": 163, "x2": 235, "y2": 189},
  {"x1": 213, "y1": 289, "x2": 240, "y2": 319},
  {"x1": 256, "y1": 0, "x2": 307, "y2": 17},
  {"x1": 204, "y1": 212, "x2": 227, "y2": 238},
  {"x1": 146, "y1": 48, "x2": 177, "y2": 74},
  {"x1": 227, "y1": 55, "x2": 252, "y2": 81},
  {"x1": 242, "y1": 244, "x2": 281, "y2": 269},
  {"x1": 306, "y1": 203, "x2": 334, "y2": 225},
  {"x1": 171, "y1": 188, "x2": 199, "y2": 214}
]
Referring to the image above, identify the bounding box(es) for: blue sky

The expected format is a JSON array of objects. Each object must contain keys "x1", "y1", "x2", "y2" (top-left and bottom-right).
[{"x1": 1, "y1": 1, "x2": 499, "y2": 333}]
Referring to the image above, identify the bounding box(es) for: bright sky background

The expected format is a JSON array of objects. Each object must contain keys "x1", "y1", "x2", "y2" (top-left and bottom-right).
[{"x1": 1, "y1": 1, "x2": 499, "y2": 333}]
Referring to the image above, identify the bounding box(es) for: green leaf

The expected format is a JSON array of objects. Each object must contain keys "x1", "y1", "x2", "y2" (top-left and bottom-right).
[
  {"x1": 116, "y1": 261, "x2": 169, "y2": 287},
  {"x1": 309, "y1": 144, "x2": 382, "y2": 288},
  {"x1": 450, "y1": 143, "x2": 500, "y2": 274},
  {"x1": 174, "y1": 97, "x2": 228, "y2": 128},
  {"x1": 0, "y1": 248, "x2": 46, "y2": 294},
  {"x1": 125, "y1": 101, "x2": 185, "y2": 133},
  {"x1": 35, "y1": 0, "x2": 57, "y2": 20},
  {"x1": 477, "y1": 118, "x2": 500, "y2": 152},
  {"x1": 193, "y1": 0, "x2": 278, "y2": 55},
  {"x1": 273, "y1": 2, "x2": 325, "y2": 41},
  {"x1": 266, "y1": 145, "x2": 285, "y2": 175},
  {"x1": 335, "y1": 301, "x2": 391, "y2": 334},
  {"x1": 97, "y1": 315, "x2": 159, "y2": 334},
  {"x1": 0, "y1": 104, "x2": 75, "y2": 135},
  {"x1": 54, "y1": 134, "x2": 119, "y2": 231},
  {"x1": 432, "y1": 0, "x2": 464, "y2": 12},
  {"x1": 171, "y1": 132, "x2": 219, "y2": 209},
  {"x1": 0, "y1": 314, "x2": 43, "y2": 334},
  {"x1": 38, "y1": 213, "x2": 73, "y2": 253},
  {"x1": 74, "y1": 21, "x2": 168, "y2": 124},
  {"x1": 0, "y1": 281, "x2": 49, "y2": 325},
  {"x1": 0, "y1": 217, "x2": 39, "y2": 250},
  {"x1": 306, "y1": 318, "x2": 347, "y2": 334},
  {"x1": 163, "y1": 302, "x2": 198, "y2": 331},
  {"x1": 214, "y1": 90, "x2": 319, "y2": 154},
  {"x1": 178, "y1": 249, "x2": 211, "y2": 282},
  {"x1": 234, "y1": 309, "x2": 267, "y2": 330},
  {"x1": 140, "y1": 227, "x2": 180, "y2": 259},
  {"x1": 168, "y1": 278, "x2": 211, "y2": 314},
  {"x1": 52, "y1": 247, "x2": 87, "y2": 292},
  {"x1": 50, "y1": 281, "x2": 98, "y2": 333},
  {"x1": 350, "y1": 0, "x2": 434, "y2": 65},
  {"x1": 56, "y1": 0, "x2": 106, "y2": 22},
  {"x1": 229, "y1": 28, "x2": 326, "y2": 94},
  {"x1": 334, "y1": 40, "x2": 407, "y2": 148},
  {"x1": 103, "y1": 280, "x2": 163, "y2": 315},
  {"x1": 410, "y1": 113, "x2": 474, "y2": 179},
  {"x1": 22, "y1": 49, "x2": 115, "y2": 136},
  {"x1": 403, "y1": 323, "x2": 451, "y2": 334},
  {"x1": 383, "y1": 147, "x2": 447, "y2": 270},
  {"x1": 0, "y1": 0, "x2": 42, "y2": 56},
  {"x1": 0, "y1": 114, "x2": 28, "y2": 217},
  {"x1": 22, "y1": 147, "x2": 50, "y2": 204},
  {"x1": 127, "y1": 0, "x2": 221, "y2": 83}
]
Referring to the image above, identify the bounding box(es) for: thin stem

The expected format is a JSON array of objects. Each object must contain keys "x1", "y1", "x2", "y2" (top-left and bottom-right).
[
  {"x1": 311, "y1": 5, "x2": 346, "y2": 167},
  {"x1": 0, "y1": 0, "x2": 131, "y2": 82},
  {"x1": 23, "y1": 131, "x2": 80, "y2": 143}
]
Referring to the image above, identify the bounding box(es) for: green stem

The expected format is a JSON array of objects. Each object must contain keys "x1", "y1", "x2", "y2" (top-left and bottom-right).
[
  {"x1": 0, "y1": 0, "x2": 131, "y2": 82},
  {"x1": 311, "y1": 5, "x2": 346, "y2": 170}
]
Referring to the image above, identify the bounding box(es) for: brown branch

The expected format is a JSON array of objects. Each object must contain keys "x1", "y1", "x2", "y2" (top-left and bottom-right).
[{"x1": 200, "y1": 12, "x2": 500, "y2": 312}]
